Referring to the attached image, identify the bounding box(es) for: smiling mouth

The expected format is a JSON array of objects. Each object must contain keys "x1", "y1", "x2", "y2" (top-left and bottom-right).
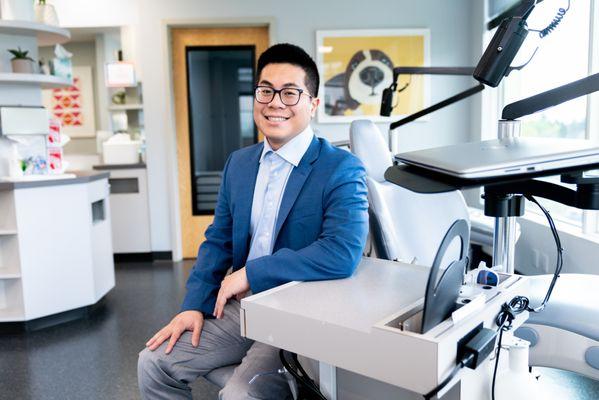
[{"x1": 265, "y1": 116, "x2": 290, "y2": 122}]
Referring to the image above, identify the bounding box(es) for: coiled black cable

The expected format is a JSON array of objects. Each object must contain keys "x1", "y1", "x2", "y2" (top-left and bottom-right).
[
  {"x1": 523, "y1": 194, "x2": 563, "y2": 313},
  {"x1": 491, "y1": 194, "x2": 563, "y2": 400},
  {"x1": 529, "y1": 0, "x2": 571, "y2": 38}
]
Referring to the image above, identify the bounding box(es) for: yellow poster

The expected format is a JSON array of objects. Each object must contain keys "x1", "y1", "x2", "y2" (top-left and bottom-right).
[{"x1": 316, "y1": 29, "x2": 429, "y2": 122}]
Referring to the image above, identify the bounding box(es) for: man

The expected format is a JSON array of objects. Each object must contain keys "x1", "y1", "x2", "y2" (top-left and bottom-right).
[{"x1": 138, "y1": 43, "x2": 368, "y2": 400}]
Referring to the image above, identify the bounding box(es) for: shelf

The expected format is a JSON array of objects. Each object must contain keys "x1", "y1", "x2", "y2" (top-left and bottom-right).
[
  {"x1": 0, "y1": 229, "x2": 17, "y2": 236},
  {"x1": 0, "y1": 309, "x2": 24, "y2": 322},
  {"x1": 0, "y1": 73, "x2": 72, "y2": 88},
  {"x1": 0, "y1": 279, "x2": 24, "y2": 321},
  {"x1": 108, "y1": 104, "x2": 143, "y2": 111},
  {"x1": 0, "y1": 271, "x2": 20, "y2": 279},
  {"x1": 0, "y1": 20, "x2": 70, "y2": 46}
]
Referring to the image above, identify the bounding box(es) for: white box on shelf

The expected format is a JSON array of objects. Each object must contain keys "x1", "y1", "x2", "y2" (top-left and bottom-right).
[{"x1": 103, "y1": 140, "x2": 140, "y2": 164}]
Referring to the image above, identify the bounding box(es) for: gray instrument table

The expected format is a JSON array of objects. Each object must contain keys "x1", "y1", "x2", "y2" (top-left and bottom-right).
[{"x1": 241, "y1": 257, "x2": 528, "y2": 399}]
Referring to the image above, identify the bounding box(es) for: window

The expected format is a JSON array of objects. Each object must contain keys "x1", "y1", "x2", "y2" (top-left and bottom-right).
[
  {"x1": 502, "y1": 0, "x2": 591, "y2": 141},
  {"x1": 490, "y1": 0, "x2": 598, "y2": 231}
]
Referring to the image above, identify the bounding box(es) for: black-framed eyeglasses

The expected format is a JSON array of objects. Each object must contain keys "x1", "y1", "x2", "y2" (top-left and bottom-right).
[{"x1": 254, "y1": 86, "x2": 313, "y2": 106}]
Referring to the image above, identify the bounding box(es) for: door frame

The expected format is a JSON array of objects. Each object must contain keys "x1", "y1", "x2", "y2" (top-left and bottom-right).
[{"x1": 161, "y1": 18, "x2": 275, "y2": 260}]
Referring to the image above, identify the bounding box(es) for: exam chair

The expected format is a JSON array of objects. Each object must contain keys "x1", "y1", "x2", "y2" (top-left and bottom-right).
[
  {"x1": 516, "y1": 274, "x2": 599, "y2": 380},
  {"x1": 349, "y1": 119, "x2": 470, "y2": 266},
  {"x1": 350, "y1": 120, "x2": 599, "y2": 382}
]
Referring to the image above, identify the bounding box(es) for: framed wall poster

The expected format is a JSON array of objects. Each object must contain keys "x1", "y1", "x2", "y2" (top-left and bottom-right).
[
  {"x1": 43, "y1": 66, "x2": 96, "y2": 138},
  {"x1": 316, "y1": 29, "x2": 430, "y2": 123}
]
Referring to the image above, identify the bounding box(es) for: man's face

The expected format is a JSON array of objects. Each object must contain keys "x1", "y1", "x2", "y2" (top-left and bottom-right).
[{"x1": 253, "y1": 63, "x2": 319, "y2": 150}]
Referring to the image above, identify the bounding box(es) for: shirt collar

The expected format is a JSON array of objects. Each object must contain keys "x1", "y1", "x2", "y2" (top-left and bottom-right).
[{"x1": 260, "y1": 125, "x2": 314, "y2": 167}]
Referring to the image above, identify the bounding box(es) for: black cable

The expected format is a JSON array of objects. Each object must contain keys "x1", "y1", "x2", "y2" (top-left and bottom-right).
[
  {"x1": 391, "y1": 75, "x2": 412, "y2": 110},
  {"x1": 490, "y1": 194, "x2": 564, "y2": 398},
  {"x1": 290, "y1": 352, "x2": 322, "y2": 396},
  {"x1": 529, "y1": 0, "x2": 571, "y2": 38},
  {"x1": 279, "y1": 350, "x2": 327, "y2": 400},
  {"x1": 423, "y1": 353, "x2": 475, "y2": 400},
  {"x1": 291, "y1": 353, "x2": 311, "y2": 382},
  {"x1": 491, "y1": 321, "x2": 508, "y2": 400},
  {"x1": 523, "y1": 194, "x2": 563, "y2": 312}
]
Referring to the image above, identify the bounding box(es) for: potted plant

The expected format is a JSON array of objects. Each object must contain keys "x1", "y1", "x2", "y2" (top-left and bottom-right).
[
  {"x1": 34, "y1": 0, "x2": 60, "y2": 26},
  {"x1": 8, "y1": 48, "x2": 35, "y2": 74}
]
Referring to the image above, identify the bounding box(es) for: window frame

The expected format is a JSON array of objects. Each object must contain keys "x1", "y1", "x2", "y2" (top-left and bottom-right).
[{"x1": 481, "y1": 0, "x2": 599, "y2": 235}]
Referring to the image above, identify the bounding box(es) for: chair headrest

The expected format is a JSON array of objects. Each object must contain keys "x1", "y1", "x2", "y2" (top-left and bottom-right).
[{"x1": 349, "y1": 119, "x2": 393, "y2": 182}]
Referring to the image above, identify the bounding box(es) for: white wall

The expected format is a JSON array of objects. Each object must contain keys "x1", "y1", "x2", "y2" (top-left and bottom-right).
[
  {"x1": 51, "y1": 0, "x2": 482, "y2": 256},
  {"x1": 40, "y1": 41, "x2": 100, "y2": 154},
  {"x1": 49, "y1": 0, "x2": 138, "y2": 28}
]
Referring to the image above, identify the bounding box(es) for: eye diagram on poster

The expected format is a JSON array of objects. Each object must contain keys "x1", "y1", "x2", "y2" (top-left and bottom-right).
[
  {"x1": 316, "y1": 29, "x2": 430, "y2": 123},
  {"x1": 43, "y1": 66, "x2": 96, "y2": 138}
]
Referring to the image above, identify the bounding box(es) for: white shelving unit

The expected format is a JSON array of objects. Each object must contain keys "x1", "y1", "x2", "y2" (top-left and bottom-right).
[
  {"x1": 0, "y1": 20, "x2": 113, "y2": 324},
  {"x1": 0, "y1": 189, "x2": 22, "y2": 321},
  {"x1": 0, "y1": 20, "x2": 72, "y2": 93},
  {"x1": 0, "y1": 20, "x2": 70, "y2": 46},
  {"x1": 108, "y1": 83, "x2": 144, "y2": 134},
  {"x1": 107, "y1": 103, "x2": 143, "y2": 111},
  {"x1": 0, "y1": 72, "x2": 72, "y2": 88}
]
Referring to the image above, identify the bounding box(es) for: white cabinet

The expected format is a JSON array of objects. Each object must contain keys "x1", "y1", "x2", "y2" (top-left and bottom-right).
[
  {"x1": 94, "y1": 165, "x2": 151, "y2": 254},
  {"x1": 0, "y1": 175, "x2": 114, "y2": 322}
]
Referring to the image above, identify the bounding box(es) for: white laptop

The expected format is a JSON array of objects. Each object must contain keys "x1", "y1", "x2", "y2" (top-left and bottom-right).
[{"x1": 394, "y1": 137, "x2": 599, "y2": 179}]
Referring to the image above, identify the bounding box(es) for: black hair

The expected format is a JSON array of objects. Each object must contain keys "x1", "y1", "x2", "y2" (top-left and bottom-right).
[{"x1": 256, "y1": 43, "x2": 320, "y2": 97}]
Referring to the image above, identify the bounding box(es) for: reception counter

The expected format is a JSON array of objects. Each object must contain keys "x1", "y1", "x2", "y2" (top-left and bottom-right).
[{"x1": 0, "y1": 171, "x2": 115, "y2": 329}]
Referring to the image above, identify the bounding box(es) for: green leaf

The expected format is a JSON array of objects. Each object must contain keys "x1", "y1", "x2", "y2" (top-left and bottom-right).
[{"x1": 7, "y1": 47, "x2": 30, "y2": 60}]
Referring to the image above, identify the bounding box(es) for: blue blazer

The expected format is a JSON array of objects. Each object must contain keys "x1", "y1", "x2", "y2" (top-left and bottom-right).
[{"x1": 181, "y1": 136, "x2": 369, "y2": 315}]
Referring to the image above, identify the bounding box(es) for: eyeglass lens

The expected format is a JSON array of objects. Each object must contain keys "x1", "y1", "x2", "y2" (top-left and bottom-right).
[{"x1": 255, "y1": 87, "x2": 301, "y2": 106}]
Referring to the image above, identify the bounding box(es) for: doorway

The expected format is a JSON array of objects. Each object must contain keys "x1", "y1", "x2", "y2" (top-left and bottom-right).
[{"x1": 171, "y1": 26, "x2": 269, "y2": 258}]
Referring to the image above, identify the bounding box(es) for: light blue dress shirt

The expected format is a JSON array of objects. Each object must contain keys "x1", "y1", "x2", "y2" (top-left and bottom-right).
[{"x1": 246, "y1": 125, "x2": 314, "y2": 262}]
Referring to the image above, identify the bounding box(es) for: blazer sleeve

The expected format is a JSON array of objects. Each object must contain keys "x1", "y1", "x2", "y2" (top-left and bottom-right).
[
  {"x1": 180, "y1": 155, "x2": 234, "y2": 315},
  {"x1": 245, "y1": 156, "x2": 369, "y2": 293}
]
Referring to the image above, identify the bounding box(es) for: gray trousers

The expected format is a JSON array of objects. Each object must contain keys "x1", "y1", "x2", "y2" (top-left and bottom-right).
[{"x1": 137, "y1": 300, "x2": 292, "y2": 400}]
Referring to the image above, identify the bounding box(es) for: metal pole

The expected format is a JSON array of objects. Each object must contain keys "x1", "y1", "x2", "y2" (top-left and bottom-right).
[
  {"x1": 493, "y1": 216, "x2": 517, "y2": 273},
  {"x1": 492, "y1": 120, "x2": 522, "y2": 273}
]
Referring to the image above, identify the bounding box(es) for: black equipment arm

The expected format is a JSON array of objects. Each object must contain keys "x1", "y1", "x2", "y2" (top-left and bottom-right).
[
  {"x1": 381, "y1": 66, "x2": 482, "y2": 120},
  {"x1": 502, "y1": 72, "x2": 599, "y2": 120},
  {"x1": 390, "y1": 84, "x2": 484, "y2": 130},
  {"x1": 393, "y1": 67, "x2": 475, "y2": 76}
]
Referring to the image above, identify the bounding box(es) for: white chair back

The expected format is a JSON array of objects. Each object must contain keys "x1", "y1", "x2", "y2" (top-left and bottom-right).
[{"x1": 350, "y1": 119, "x2": 470, "y2": 267}]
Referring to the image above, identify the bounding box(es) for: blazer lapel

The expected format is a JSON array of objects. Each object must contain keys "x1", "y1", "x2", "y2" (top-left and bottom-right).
[
  {"x1": 234, "y1": 144, "x2": 262, "y2": 261},
  {"x1": 274, "y1": 137, "x2": 321, "y2": 239}
]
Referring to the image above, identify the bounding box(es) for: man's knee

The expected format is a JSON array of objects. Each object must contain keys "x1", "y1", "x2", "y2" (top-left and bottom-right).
[
  {"x1": 138, "y1": 346, "x2": 179, "y2": 388},
  {"x1": 138, "y1": 347, "x2": 162, "y2": 384}
]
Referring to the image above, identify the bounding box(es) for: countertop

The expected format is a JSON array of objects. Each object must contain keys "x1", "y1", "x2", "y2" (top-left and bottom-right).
[{"x1": 0, "y1": 170, "x2": 109, "y2": 191}]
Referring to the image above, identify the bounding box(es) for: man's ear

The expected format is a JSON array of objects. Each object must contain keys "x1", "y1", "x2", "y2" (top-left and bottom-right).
[{"x1": 310, "y1": 97, "x2": 320, "y2": 118}]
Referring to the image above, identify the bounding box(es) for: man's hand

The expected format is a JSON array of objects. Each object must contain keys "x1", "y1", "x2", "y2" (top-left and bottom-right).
[
  {"x1": 145, "y1": 310, "x2": 204, "y2": 354},
  {"x1": 213, "y1": 267, "x2": 250, "y2": 319}
]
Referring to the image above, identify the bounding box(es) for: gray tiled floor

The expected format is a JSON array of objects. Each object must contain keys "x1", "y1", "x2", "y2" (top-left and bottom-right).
[
  {"x1": 0, "y1": 261, "x2": 218, "y2": 400},
  {"x1": 1, "y1": 261, "x2": 598, "y2": 399}
]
